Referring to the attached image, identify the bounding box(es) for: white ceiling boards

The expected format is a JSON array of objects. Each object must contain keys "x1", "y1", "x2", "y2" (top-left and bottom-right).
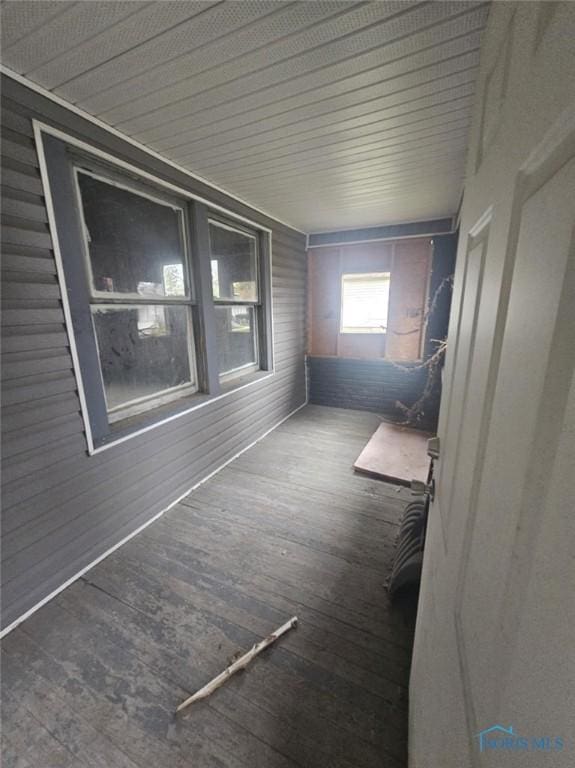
[{"x1": 1, "y1": 1, "x2": 489, "y2": 232}]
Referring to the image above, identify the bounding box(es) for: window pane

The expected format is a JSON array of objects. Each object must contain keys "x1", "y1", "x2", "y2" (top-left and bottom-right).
[
  {"x1": 341, "y1": 272, "x2": 390, "y2": 333},
  {"x1": 77, "y1": 172, "x2": 188, "y2": 297},
  {"x1": 209, "y1": 222, "x2": 257, "y2": 301},
  {"x1": 215, "y1": 305, "x2": 258, "y2": 376},
  {"x1": 92, "y1": 305, "x2": 194, "y2": 414}
]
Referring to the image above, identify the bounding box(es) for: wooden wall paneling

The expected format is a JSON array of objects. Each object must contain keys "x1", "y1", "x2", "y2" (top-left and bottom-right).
[
  {"x1": 308, "y1": 237, "x2": 432, "y2": 361},
  {"x1": 308, "y1": 247, "x2": 339, "y2": 356},
  {"x1": 385, "y1": 238, "x2": 431, "y2": 361}
]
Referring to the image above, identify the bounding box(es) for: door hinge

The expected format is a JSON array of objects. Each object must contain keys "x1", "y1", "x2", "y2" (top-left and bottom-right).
[
  {"x1": 427, "y1": 436, "x2": 440, "y2": 459},
  {"x1": 411, "y1": 478, "x2": 435, "y2": 501}
]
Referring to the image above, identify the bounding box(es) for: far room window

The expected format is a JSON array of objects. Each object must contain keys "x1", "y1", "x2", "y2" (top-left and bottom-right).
[
  {"x1": 75, "y1": 170, "x2": 197, "y2": 422},
  {"x1": 340, "y1": 272, "x2": 390, "y2": 334},
  {"x1": 208, "y1": 219, "x2": 260, "y2": 380}
]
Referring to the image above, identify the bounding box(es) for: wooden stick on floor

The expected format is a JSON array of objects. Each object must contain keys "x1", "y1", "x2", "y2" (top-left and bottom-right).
[{"x1": 176, "y1": 616, "x2": 298, "y2": 714}]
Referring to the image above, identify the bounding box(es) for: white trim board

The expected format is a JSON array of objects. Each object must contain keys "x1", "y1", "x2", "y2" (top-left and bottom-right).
[
  {"x1": 306, "y1": 231, "x2": 456, "y2": 249},
  {"x1": 0, "y1": 399, "x2": 307, "y2": 639},
  {"x1": 1, "y1": 66, "x2": 305, "y2": 235},
  {"x1": 33, "y1": 120, "x2": 278, "y2": 456},
  {"x1": 307, "y1": 214, "x2": 456, "y2": 237},
  {"x1": 306, "y1": 224, "x2": 457, "y2": 251},
  {"x1": 34, "y1": 120, "x2": 273, "y2": 234}
]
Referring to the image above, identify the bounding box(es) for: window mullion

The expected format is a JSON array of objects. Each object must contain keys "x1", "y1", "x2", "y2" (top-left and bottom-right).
[
  {"x1": 188, "y1": 201, "x2": 221, "y2": 396},
  {"x1": 258, "y1": 230, "x2": 273, "y2": 372}
]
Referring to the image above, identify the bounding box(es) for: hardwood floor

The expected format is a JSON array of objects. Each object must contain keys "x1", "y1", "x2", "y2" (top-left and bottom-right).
[{"x1": 1, "y1": 405, "x2": 417, "y2": 768}]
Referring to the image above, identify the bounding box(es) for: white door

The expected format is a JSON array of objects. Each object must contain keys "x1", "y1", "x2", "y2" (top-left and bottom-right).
[{"x1": 410, "y1": 4, "x2": 575, "y2": 767}]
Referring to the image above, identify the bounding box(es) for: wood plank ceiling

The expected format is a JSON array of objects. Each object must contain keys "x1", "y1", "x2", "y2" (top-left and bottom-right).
[{"x1": 1, "y1": 1, "x2": 489, "y2": 232}]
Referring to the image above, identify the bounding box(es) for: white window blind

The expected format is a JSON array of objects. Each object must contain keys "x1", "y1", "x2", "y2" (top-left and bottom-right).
[{"x1": 340, "y1": 272, "x2": 390, "y2": 334}]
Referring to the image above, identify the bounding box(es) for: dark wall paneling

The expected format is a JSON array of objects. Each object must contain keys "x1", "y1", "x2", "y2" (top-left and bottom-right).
[
  {"x1": 424, "y1": 231, "x2": 458, "y2": 358},
  {"x1": 307, "y1": 233, "x2": 458, "y2": 432},
  {"x1": 307, "y1": 356, "x2": 432, "y2": 426},
  {"x1": 0, "y1": 75, "x2": 307, "y2": 631}
]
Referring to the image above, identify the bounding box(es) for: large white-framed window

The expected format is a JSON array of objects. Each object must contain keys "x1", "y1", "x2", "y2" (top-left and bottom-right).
[
  {"x1": 208, "y1": 218, "x2": 261, "y2": 381},
  {"x1": 74, "y1": 168, "x2": 198, "y2": 422},
  {"x1": 340, "y1": 272, "x2": 391, "y2": 334}
]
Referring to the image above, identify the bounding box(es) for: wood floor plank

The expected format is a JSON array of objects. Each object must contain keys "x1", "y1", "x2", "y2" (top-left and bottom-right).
[
  {"x1": 8, "y1": 602, "x2": 293, "y2": 768},
  {"x1": 3, "y1": 628, "x2": 219, "y2": 768},
  {"x1": 195, "y1": 465, "x2": 406, "y2": 523},
  {"x1": 1, "y1": 671, "x2": 86, "y2": 768},
  {"x1": 141, "y1": 511, "x2": 409, "y2": 637},
  {"x1": 114, "y1": 519, "x2": 410, "y2": 664},
  {"x1": 229, "y1": 454, "x2": 412, "y2": 508},
  {"x1": 160, "y1": 502, "x2": 392, "y2": 596},
  {"x1": 180, "y1": 494, "x2": 397, "y2": 578},
  {"x1": 83, "y1": 548, "x2": 409, "y2": 715},
  {"x1": 1, "y1": 734, "x2": 38, "y2": 768},
  {"x1": 1, "y1": 405, "x2": 414, "y2": 767},
  {"x1": 60, "y1": 578, "x2": 399, "y2": 768},
  {"x1": 1, "y1": 649, "x2": 143, "y2": 768}
]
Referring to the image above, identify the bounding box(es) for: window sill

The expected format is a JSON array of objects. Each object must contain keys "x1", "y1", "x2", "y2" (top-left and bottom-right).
[
  {"x1": 220, "y1": 367, "x2": 265, "y2": 392},
  {"x1": 91, "y1": 368, "x2": 273, "y2": 454}
]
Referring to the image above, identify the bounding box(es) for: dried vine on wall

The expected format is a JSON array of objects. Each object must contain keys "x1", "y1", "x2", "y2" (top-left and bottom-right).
[{"x1": 389, "y1": 274, "x2": 453, "y2": 427}]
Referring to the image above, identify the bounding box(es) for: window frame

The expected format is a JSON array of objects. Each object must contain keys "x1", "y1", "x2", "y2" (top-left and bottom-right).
[
  {"x1": 74, "y1": 165, "x2": 194, "y2": 302},
  {"x1": 208, "y1": 215, "x2": 262, "y2": 381},
  {"x1": 339, "y1": 271, "x2": 391, "y2": 335},
  {"x1": 38, "y1": 125, "x2": 275, "y2": 455},
  {"x1": 72, "y1": 163, "x2": 199, "y2": 423},
  {"x1": 91, "y1": 304, "x2": 198, "y2": 424}
]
